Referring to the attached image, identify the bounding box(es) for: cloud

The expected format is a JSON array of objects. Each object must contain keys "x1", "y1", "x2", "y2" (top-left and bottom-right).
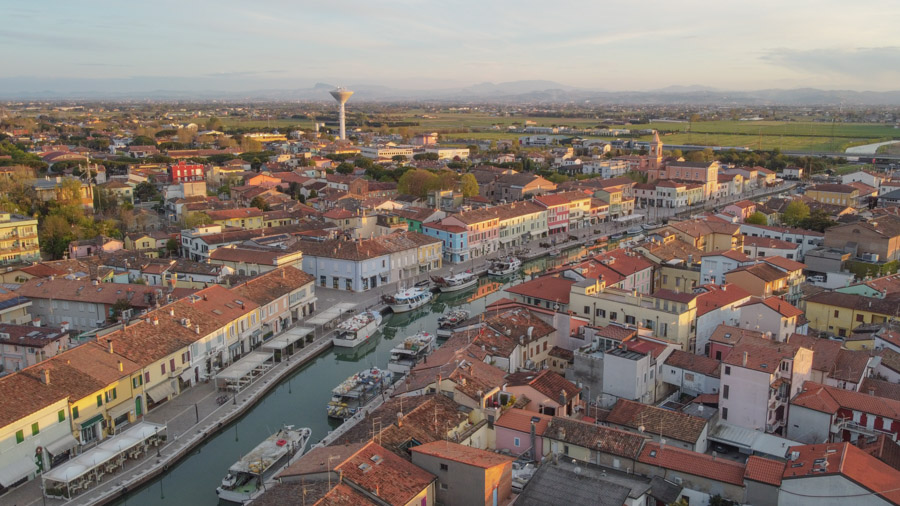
[{"x1": 761, "y1": 46, "x2": 900, "y2": 76}]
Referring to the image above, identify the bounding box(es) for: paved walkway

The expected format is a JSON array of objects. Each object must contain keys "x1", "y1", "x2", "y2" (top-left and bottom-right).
[
  {"x1": 8, "y1": 333, "x2": 334, "y2": 506},
  {"x1": 4, "y1": 181, "x2": 795, "y2": 506}
]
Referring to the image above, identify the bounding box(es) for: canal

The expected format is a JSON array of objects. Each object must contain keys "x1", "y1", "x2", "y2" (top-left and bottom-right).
[{"x1": 114, "y1": 248, "x2": 584, "y2": 505}]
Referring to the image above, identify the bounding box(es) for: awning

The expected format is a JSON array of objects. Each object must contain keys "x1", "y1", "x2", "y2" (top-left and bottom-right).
[
  {"x1": 107, "y1": 401, "x2": 133, "y2": 420},
  {"x1": 180, "y1": 367, "x2": 195, "y2": 383},
  {"x1": 0, "y1": 457, "x2": 35, "y2": 487},
  {"x1": 145, "y1": 380, "x2": 176, "y2": 403},
  {"x1": 79, "y1": 413, "x2": 104, "y2": 429},
  {"x1": 45, "y1": 433, "x2": 79, "y2": 456}
]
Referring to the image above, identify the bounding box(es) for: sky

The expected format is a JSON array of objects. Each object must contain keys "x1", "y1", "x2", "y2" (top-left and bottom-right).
[{"x1": 3, "y1": 0, "x2": 900, "y2": 95}]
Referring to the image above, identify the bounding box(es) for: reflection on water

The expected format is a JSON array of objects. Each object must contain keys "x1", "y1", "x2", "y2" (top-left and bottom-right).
[{"x1": 114, "y1": 254, "x2": 562, "y2": 506}]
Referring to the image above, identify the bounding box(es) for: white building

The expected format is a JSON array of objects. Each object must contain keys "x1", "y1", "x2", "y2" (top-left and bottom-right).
[{"x1": 700, "y1": 250, "x2": 754, "y2": 285}]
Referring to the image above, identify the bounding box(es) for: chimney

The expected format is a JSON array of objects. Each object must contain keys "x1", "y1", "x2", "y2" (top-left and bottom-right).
[
  {"x1": 195, "y1": 324, "x2": 200, "y2": 334},
  {"x1": 32, "y1": 317, "x2": 42, "y2": 327},
  {"x1": 107, "y1": 339, "x2": 114, "y2": 354},
  {"x1": 41, "y1": 369, "x2": 50, "y2": 385},
  {"x1": 117, "y1": 360, "x2": 123, "y2": 372},
  {"x1": 396, "y1": 411, "x2": 403, "y2": 428},
  {"x1": 742, "y1": 351, "x2": 748, "y2": 367},
  {"x1": 153, "y1": 316, "x2": 159, "y2": 326},
  {"x1": 869, "y1": 388, "x2": 875, "y2": 396},
  {"x1": 169, "y1": 308, "x2": 175, "y2": 317}
]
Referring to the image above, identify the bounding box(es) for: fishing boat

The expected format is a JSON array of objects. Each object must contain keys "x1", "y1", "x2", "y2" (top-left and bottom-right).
[
  {"x1": 387, "y1": 331, "x2": 436, "y2": 374},
  {"x1": 384, "y1": 287, "x2": 433, "y2": 313},
  {"x1": 333, "y1": 310, "x2": 382, "y2": 348},
  {"x1": 488, "y1": 256, "x2": 522, "y2": 276},
  {"x1": 326, "y1": 368, "x2": 393, "y2": 420},
  {"x1": 431, "y1": 270, "x2": 478, "y2": 292},
  {"x1": 436, "y1": 310, "x2": 470, "y2": 338},
  {"x1": 216, "y1": 426, "x2": 312, "y2": 504},
  {"x1": 626, "y1": 225, "x2": 643, "y2": 235}
]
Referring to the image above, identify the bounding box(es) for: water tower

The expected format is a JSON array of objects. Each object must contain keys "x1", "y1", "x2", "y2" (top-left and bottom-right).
[{"x1": 329, "y1": 87, "x2": 354, "y2": 141}]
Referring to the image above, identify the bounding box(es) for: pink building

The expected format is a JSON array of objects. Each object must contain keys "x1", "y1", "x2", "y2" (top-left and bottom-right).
[
  {"x1": 504, "y1": 369, "x2": 581, "y2": 417},
  {"x1": 723, "y1": 200, "x2": 757, "y2": 221},
  {"x1": 494, "y1": 408, "x2": 551, "y2": 459},
  {"x1": 68, "y1": 236, "x2": 124, "y2": 258},
  {"x1": 441, "y1": 209, "x2": 499, "y2": 259}
]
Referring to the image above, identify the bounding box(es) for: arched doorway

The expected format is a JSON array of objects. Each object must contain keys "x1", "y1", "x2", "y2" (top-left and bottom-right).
[{"x1": 135, "y1": 396, "x2": 143, "y2": 417}]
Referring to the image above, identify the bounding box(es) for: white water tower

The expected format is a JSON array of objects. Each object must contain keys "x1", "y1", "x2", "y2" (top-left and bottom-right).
[{"x1": 329, "y1": 87, "x2": 354, "y2": 141}]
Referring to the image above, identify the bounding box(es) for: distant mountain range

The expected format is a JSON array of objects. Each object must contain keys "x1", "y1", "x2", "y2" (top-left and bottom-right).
[{"x1": 3, "y1": 77, "x2": 900, "y2": 105}]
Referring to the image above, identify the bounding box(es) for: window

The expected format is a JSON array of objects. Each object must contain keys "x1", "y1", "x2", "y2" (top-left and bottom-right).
[
  {"x1": 133, "y1": 375, "x2": 143, "y2": 389},
  {"x1": 584, "y1": 306, "x2": 590, "y2": 315},
  {"x1": 724, "y1": 365, "x2": 731, "y2": 375},
  {"x1": 610, "y1": 312, "x2": 617, "y2": 321},
  {"x1": 722, "y1": 407, "x2": 728, "y2": 420},
  {"x1": 161, "y1": 363, "x2": 166, "y2": 375},
  {"x1": 514, "y1": 437, "x2": 521, "y2": 447},
  {"x1": 440, "y1": 463, "x2": 449, "y2": 471},
  {"x1": 596, "y1": 309, "x2": 606, "y2": 318},
  {"x1": 856, "y1": 314, "x2": 864, "y2": 323},
  {"x1": 105, "y1": 388, "x2": 117, "y2": 402},
  {"x1": 834, "y1": 310, "x2": 839, "y2": 318},
  {"x1": 16, "y1": 430, "x2": 24, "y2": 444},
  {"x1": 625, "y1": 315, "x2": 636, "y2": 325},
  {"x1": 170, "y1": 358, "x2": 176, "y2": 372},
  {"x1": 58, "y1": 410, "x2": 66, "y2": 423},
  {"x1": 564, "y1": 445, "x2": 570, "y2": 455},
  {"x1": 73, "y1": 406, "x2": 79, "y2": 419},
  {"x1": 31, "y1": 422, "x2": 39, "y2": 436},
  {"x1": 440, "y1": 483, "x2": 448, "y2": 490},
  {"x1": 97, "y1": 394, "x2": 103, "y2": 407},
  {"x1": 723, "y1": 385, "x2": 730, "y2": 399}
]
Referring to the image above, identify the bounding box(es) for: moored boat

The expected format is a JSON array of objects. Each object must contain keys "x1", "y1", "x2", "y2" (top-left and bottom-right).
[
  {"x1": 216, "y1": 426, "x2": 312, "y2": 504},
  {"x1": 431, "y1": 270, "x2": 478, "y2": 292},
  {"x1": 387, "y1": 331, "x2": 436, "y2": 374},
  {"x1": 488, "y1": 256, "x2": 522, "y2": 276},
  {"x1": 333, "y1": 310, "x2": 382, "y2": 348},
  {"x1": 326, "y1": 368, "x2": 393, "y2": 419},
  {"x1": 436, "y1": 309, "x2": 470, "y2": 337},
  {"x1": 384, "y1": 287, "x2": 433, "y2": 313}
]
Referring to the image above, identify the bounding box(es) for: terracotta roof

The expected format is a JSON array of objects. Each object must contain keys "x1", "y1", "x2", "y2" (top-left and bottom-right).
[
  {"x1": 808, "y1": 183, "x2": 859, "y2": 194},
  {"x1": 782, "y1": 442, "x2": 900, "y2": 504},
  {"x1": 505, "y1": 276, "x2": 575, "y2": 304},
  {"x1": 742, "y1": 235, "x2": 799, "y2": 250},
  {"x1": 664, "y1": 350, "x2": 721, "y2": 377},
  {"x1": 723, "y1": 335, "x2": 804, "y2": 373},
  {"x1": 206, "y1": 208, "x2": 264, "y2": 220},
  {"x1": 533, "y1": 191, "x2": 592, "y2": 208},
  {"x1": 792, "y1": 382, "x2": 900, "y2": 420},
  {"x1": 0, "y1": 323, "x2": 67, "y2": 347},
  {"x1": 231, "y1": 267, "x2": 314, "y2": 306},
  {"x1": 726, "y1": 262, "x2": 788, "y2": 283},
  {"x1": 804, "y1": 291, "x2": 900, "y2": 318},
  {"x1": 506, "y1": 369, "x2": 581, "y2": 400},
  {"x1": 590, "y1": 324, "x2": 638, "y2": 342},
  {"x1": 16, "y1": 278, "x2": 171, "y2": 308},
  {"x1": 744, "y1": 455, "x2": 785, "y2": 486},
  {"x1": 485, "y1": 307, "x2": 556, "y2": 343},
  {"x1": 695, "y1": 284, "x2": 752, "y2": 317},
  {"x1": 738, "y1": 296, "x2": 803, "y2": 318},
  {"x1": 208, "y1": 246, "x2": 284, "y2": 265},
  {"x1": 410, "y1": 441, "x2": 514, "y2": 469},
  {"x1": 787, "y1": 334, "x2": 843, "y2": 373},
  {"x1": 495, "y1": 408, "x2": 552, "y2": 435},
  {"x1": 335, "y1": 441, "x2": 436, "y2": 505},
  {"x1": 762, "y1": 256, "x2": 807, "y2": 272},
  {"x1": 708, "y1": 324, "x2": 763, "y2": 346},
  {"x1": 639, "y1": 442, "x2": 746, "y2": 486},
  {"x1": 607, "y1": 399, "x2": 707, "y2": 444},
  {"x1": 881, "y1": 349, "x2": 900, "y2": 374},
  {"x1": 544, "y1": 417, "x2": 646, "y2": 459},
  {"x1": 861, "y1": 378, "x2": 900, "y2": 402}
]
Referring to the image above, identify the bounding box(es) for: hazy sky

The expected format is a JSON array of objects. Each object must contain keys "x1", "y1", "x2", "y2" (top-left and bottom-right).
[{"x1": 3, "y1": 0, "x2": 900, "y2": 93}]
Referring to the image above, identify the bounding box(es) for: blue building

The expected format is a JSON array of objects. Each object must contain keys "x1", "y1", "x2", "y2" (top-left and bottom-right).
[{"x1": 423, "y1": 222, "x2": 469, "y2": 264}]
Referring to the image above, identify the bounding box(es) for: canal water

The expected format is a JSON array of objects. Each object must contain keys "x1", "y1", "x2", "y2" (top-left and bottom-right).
[{"x1": 115, "y1": 248, "x2": 585, "y2": 505}]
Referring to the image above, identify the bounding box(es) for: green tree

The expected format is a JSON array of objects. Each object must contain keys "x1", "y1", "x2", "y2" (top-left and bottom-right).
[
  {"x1": 129, "y1": 135, "x2": 156, "y2": 146},
  {"x1": 39, "y1": 214, "x2": 75, "y2": 260},
  {"x1": 250, "y1": 196, "x2": 271, "y2": 211},
  {"x1": 798, "y1": 209, "x2": 837, "y2": 232},
  {"x1": 165, "y1": 238, "x2": 179, "y2": 257},
  {"x1": 782, "y1": 200, "x2": 810, "y2": 226},
  {"x1": 392, "y1": 155, "x2": 408, "y2": 164},
  {"x1": 110, "y1": 299, "x2": 133, "y2": 322},
  {"x1": 183, "y1": 212, "x2": 212, "y2": 229},
  {"x1": 205, "y1": 116, "x2": 221, "y2": 131},
  {"x1": 335, "y1": 162, "x2": 354, "y2": 175},
  {"x1": 460, "y1": 173, "x2": 479, "y2": 197},
  {"x1": 398, "y1": 169, "x2": 439, "y2": 198},
  {"x1": 134, "y1": 181, "x2": 159, "y2": 202},
  {"x1": 745, "y1": 212, "x2": 768, "y2": 225}
]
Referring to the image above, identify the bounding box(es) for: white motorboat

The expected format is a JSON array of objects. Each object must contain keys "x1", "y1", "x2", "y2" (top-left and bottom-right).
[
  {"x1": 384, "y1": 287, "x2": 433, "y2": 313},
  {"x1": 333, "y1": 310, "x2": 382, "y2": 348},
  {"x1": 436, "y1": 309, "x2": 470, "y2": 337},
  {"x1": 488, "y1": 256, "x2": 522, "y2": 276},
  {"x1": 387, "y1": 331, "x2": 436, "y2": 374},
  {"x1": 216, "y1": 426, "x2": 312, "y2": 504},
  {"x1": 431, "y1": 270, "x2": 478, "y2": 292},
  {"x1": 626, "y1": 226, "x2": 643, "y2": 235},
  {"x1": 327, "y1": 368, "x2": 393, "y2": 419}
]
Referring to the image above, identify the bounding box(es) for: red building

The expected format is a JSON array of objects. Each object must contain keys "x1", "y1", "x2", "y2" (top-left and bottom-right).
[{"x1": 170, "y1": 160, "x2": 205, "y2": 183}]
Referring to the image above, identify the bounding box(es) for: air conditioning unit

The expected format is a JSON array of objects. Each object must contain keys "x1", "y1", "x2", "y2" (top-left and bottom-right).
[{"x1": 673, "y1": 477, "x2": 683, "y2": 485}]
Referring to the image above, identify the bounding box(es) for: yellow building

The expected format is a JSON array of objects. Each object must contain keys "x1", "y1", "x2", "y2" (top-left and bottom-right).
[
  {"x1": 802, "y1": 291, "x2": 897, "y2": 348},
  {"x1": 0, "y1": 213, "x2": 40, "y2": 265},
  {"x1": 668, "y1": 219, "x2": 742, "y2": 253},
  {"x1": 805, "y1": 183, "x2": 860, "y2": 208},
  {"x1": 569, "y1": 280, "x2": 699, "y2": 352},
  {"x1": 206, "y1": 208, "x2": 264, "y2": 229}
]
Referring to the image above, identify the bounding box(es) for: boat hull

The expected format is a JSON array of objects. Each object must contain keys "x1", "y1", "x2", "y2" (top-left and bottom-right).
[
  {"x1": 216, "y1": 428, "x2": 311, "y2": 504},
  {"x1": 333, "y1": 319, "x2": 380, "y2": 348},
  {"x1": 437, "y1": 277, "x2": 478, "y2": 292},
  {"x1": 389, "y1": 292, "x2": 433, "y2": 313}
]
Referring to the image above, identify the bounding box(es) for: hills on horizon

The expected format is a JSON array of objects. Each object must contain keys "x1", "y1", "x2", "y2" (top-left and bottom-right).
[{"x1": 3, "y1": 77, "x2": 900, "y2": 105}]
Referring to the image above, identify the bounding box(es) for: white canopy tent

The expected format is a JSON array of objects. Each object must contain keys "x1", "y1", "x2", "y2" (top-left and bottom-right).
[
  {"x1": 215, "y1": 351, "x2": 274, "y2": 391},
  {"x1": 42, "y1": 422, "x2": 166, "y2": 499}
]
